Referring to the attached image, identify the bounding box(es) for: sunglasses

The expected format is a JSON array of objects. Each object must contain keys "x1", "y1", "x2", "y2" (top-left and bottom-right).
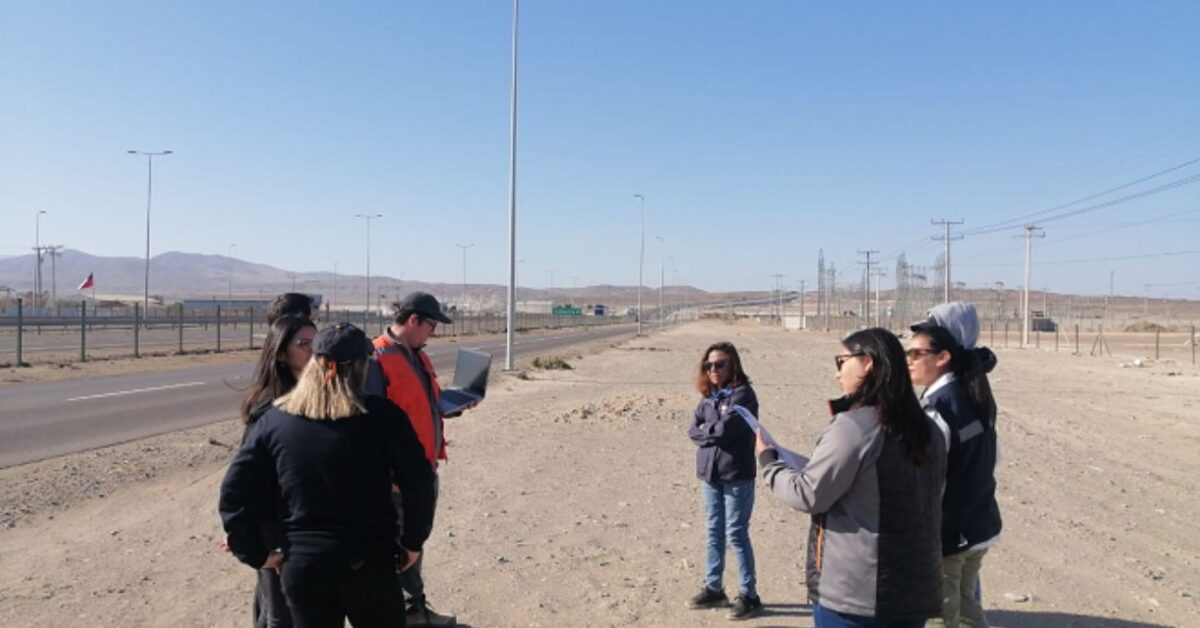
[
  {"x1": 702, "y1": 360, "x2": 729, "y2": 372},
  {"x1": 905, "y1": 348, "x2": 936, "y2": 360},
  {"x1": 834, "y1": 352, "x2": 865, "y2": 370}
]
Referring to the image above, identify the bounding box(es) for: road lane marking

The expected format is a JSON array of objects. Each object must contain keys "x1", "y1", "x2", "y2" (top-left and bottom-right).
[{"x1": 66, "y1": 381, "x2": 208, "y2": 402}]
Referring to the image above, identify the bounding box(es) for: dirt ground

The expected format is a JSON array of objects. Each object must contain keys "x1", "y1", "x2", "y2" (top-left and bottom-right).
[{"x1": 1, "y1": 320, "x2": 1197, "y2": 627}]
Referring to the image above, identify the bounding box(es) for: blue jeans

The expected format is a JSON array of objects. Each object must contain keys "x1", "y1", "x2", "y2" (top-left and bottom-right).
[
  {"x1": 813, "y1": 603, "x2": 926, "y2": 628},
  {"x1": 701, "y1": 479, "x2": 756, "y2": 598}
]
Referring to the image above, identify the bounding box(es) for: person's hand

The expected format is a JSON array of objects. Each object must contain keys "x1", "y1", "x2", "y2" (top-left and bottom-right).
[
  {"x1": 754, "y1": 428, "x2": 775, "y2": 457},
  {"x1": 263, "y1": 550, "x2": 284, "y2": 575},
  {"x1": 399, "y1": 548, "x2": 421, "y2": 572}
]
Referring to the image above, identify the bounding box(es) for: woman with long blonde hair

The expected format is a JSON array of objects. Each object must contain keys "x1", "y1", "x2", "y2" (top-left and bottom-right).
[{"x1": 220, "y1": 323, "x2": 434, "y2": 628}]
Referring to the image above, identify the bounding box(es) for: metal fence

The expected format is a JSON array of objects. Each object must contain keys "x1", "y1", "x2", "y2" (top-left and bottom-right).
[{"x1": 0, "y1": 298, "x2": 635, "y2": 367}]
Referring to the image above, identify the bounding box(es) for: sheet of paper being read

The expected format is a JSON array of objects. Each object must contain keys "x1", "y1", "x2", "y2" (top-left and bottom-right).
[{"x1": 732, "y1": 405, "x2": 809, "y2": 470}]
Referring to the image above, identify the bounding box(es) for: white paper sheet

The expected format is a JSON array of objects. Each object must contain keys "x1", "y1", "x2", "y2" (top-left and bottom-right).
[{"x1": 732, "y1": 405, "x2": 809, "y2": 470}]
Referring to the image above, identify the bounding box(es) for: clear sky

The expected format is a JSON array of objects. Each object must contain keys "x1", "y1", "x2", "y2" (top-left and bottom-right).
[{"x1": 2, "y1": 1, "x2": 1198, "y2": 298}]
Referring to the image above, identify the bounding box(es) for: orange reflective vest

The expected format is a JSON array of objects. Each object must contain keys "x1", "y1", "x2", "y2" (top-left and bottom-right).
[{"x1": 372, "y1": 335, "x2": 445, "y2": 468}]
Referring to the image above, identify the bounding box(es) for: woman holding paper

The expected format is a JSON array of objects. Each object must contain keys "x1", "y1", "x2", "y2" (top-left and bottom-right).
[
  {"x1": 757, "y1": 328, "x2": 946, "y2": 627},
  {"x1": 686, "y1": 341, "x2": 763, "y2": 620}
]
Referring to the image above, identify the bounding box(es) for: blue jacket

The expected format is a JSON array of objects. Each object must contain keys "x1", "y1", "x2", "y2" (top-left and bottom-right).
[
  {"x1": 688, "y1": 384, "x2": 758, "y2": 482},
  {"x1": 925, "y1": 380, "x2": 1002, "y2": 556}
]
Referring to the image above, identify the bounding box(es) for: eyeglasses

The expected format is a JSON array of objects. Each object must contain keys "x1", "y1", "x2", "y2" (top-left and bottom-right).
[
  {"x1": 905, "y1": 348, "x2": 935, "y2": 360},
  {"x1": 292, "y1": 338, "x2": 313, "y2": 350},
  {"x1": 420, "y1": 318, "x2": 438, "y2": 332},
  {"x1": 702, "y1": 360, "x2": 729, "y2": 372},
  {"x1": 834, "y1": 352, "x2": 865, "y2": 370}
]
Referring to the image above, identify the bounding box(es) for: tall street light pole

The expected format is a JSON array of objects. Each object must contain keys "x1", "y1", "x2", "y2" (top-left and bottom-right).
[
  {"x1": 128, "y1": 150, "x2": 173, "y2": 319},
  {"x1": 34, "y1": 210, "x2": 46, "y2": 311},
  {"x1": 227, "y1": 243, "x2": 237, "y2": 302},
  {"x1": 456, "y1": 243, "x2": 474, "y2": 312},
  {"x1": 355, "y1": 214, "x2": 383, "y2": 325},
  {"x1": 504, "y1": 0, "x2": 520, "y2": 371},
  {"x1": 634, "y1": 193, "x2": 645, "y2": 335}
]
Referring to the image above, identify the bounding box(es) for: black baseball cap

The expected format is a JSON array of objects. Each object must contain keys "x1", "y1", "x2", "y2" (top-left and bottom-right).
[
  {"x1": 397, "y1": 291, "x2": 453, "y2": 324},
  {"x1": 313, "y1": 323, "x2": 372, "y2": 363}
]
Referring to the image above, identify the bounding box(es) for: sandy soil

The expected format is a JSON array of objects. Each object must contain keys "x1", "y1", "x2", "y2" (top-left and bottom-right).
[{"x1": 1, "y1": 320, "x2": 1197, "y2": 627}]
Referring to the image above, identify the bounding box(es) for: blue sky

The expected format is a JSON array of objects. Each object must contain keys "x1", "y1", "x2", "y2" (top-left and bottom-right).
[{"x1": 2, "y1": 1, "x2": 1198, "y2": 297}]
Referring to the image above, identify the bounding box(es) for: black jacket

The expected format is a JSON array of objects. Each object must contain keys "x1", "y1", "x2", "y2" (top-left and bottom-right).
[
  {"x1": 219, "y1": 395, "x2": 435, "y2": 569},
  {"x1": 926, "y1": 380, "x2": 1002, "y2": 556},
  {"x1": 688, "y1": 384, "x2": 758, "y2": 482}
]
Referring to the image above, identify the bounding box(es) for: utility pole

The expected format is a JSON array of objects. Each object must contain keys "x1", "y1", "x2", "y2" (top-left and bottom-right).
[
  {"x1": 771, "y1": 274, "x2": 784, "y2": 322},
  {"x1": 857, "y1": 250, "x2": 879, "y2": 324},
  {"x1": 872, "y1": 268, "x2": 887, "y2": 327},
  {"x1": 656, "y1": 236, "x2": 665, "y2": 329},
  {"x1": 931, "y1": 219, "x2": 964, "y2": 302},
  {"x1": 634, "y1": 193, "x2": 645, "y2": 335},
  {"x1": 46, "y1": 245, "x2": 63, "y2": 311},
  {"x1": 1020, "y1": 225, "x2": 1045, "y2": 347},
  {"x1": 799, "y1": 279, "x2": 807, "y2": 329},
  {"x1": 455, "y1": 243, "x2": 474, "y2": 312}
]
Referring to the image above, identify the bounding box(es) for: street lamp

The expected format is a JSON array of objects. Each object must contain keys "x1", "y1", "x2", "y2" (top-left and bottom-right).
[
  {"x1": 455, "y1": 243, "x2": 474, "y2": 312},
  {"x1": 633, "y1": 193, "x2": 645, "y2": 335},
  {"x1": 128, "y1": 149, "x2": 173, "y2": 319},
  {"x1": 504, "y1": 0, "x2": 520, "y2": 371},
  {"x1": 227, "y1": 243, "x2": 237, "y2": 302},
  {"x1": 34, "y1": 210, "x2": 47, "y2": 310},
  {"x1": 355, "y1": 213, "x2": 383, "y2": 325}
]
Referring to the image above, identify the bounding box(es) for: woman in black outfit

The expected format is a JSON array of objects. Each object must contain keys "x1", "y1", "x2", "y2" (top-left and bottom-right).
[
  {"x1": 235, "y1": 314, "x2": 316, "y2": 628},
  {"x1": 220, "y1": 323, "x2": 435, "y2": 628}
]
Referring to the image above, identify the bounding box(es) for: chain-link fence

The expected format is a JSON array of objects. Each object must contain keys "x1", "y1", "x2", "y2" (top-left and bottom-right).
[{"x1": 0, "y1": 299, "x2": 639, "y2": 367}]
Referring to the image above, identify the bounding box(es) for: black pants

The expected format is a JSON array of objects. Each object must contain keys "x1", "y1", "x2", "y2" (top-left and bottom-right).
[
  {"x1": 281, "y1": 551, "x2": 401, "y2": 628},
  {"x1": 253, "y1": 567, "x2": 293, "y2": 628},
  {"x1": 395, "y1": 474, "x2": 439, "y2": 606}
]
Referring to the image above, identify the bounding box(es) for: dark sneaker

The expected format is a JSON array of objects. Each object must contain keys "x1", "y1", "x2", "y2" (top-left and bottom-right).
[
  {"x1": 688, "y1": 587, "x2": 730, "y2": 609},
  {"x1": 405, "y1": 596, "x2": 457, "y2": 626},
  {"x1": 728, "y1": 594, "x2": 763, "y2": 620}
]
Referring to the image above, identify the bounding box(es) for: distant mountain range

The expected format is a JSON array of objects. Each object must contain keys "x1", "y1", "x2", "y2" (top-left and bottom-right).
[{"x1": 0, "y1": 249, "x2": 710, "y2": 308}]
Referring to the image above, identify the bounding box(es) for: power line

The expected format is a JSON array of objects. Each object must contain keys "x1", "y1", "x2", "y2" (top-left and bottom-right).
[
  {"x1": 969, "y1": 171, "x2": 1200, "y2": 236},
  {"x1": 965, "y1": 155, "x2": 1200, "y2": 236}
]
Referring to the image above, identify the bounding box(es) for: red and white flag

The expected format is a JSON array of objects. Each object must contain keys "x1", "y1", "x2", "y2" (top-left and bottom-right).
[{"x1": 77, "y1": 273, "x2": 95, "y2": 290}]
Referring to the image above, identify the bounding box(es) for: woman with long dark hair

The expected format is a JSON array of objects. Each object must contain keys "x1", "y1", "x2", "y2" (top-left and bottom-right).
[
  {"x1": 220, "y1": 323, "x2": 435, "y2": 628},
  {"x1": 757, "y1": 328, "x2": 945, "y2": 627},
  {"x1": 686, "y1": 341, "x2": 763, "y2": 620},
  {"x1": 908, "y1": 302, "x2": 1001, "y2": 628},
  {"x1": 235, "y1": 314, "x2": 315, "y2": 628}
]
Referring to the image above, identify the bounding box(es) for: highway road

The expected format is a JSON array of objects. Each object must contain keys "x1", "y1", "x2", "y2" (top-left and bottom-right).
[{"x1": 0, "y1": 324, "x2": 637, "y2": 468}]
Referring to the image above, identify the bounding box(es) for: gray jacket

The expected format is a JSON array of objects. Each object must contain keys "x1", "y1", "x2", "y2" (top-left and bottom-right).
[{"x1": 759, "y1": 404, "x2": 946, "y2": 620}]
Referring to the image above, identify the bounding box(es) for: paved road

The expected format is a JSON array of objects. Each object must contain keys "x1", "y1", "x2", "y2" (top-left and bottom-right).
[{"x1": 0, "y1": 324, "x2": 637, "y2": 468}]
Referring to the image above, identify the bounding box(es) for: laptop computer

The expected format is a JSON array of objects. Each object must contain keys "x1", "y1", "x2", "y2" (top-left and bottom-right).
[{"x1": 437, "y1": 348, "x2": 492, "y2": 416}]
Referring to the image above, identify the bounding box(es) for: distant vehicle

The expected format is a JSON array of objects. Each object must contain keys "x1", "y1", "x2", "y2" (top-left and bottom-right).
[
  {"x1": 593, "y1": 305, "x2": 606, "y2": 316},
  {"x1": 1027, "y1": 317, "x2": 1056, "y2": 331}
]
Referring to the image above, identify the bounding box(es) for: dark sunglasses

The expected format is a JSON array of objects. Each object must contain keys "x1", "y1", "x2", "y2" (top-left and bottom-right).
[
  {"x1": 905, "y1": 348, "x2": 936, "y2": 360},
  {"x1": 702, "y1": 360, "x2": 729, "y2": 372},
  {"x1": 834, "y1": 352, "x2": 865, "y2": 370}
]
